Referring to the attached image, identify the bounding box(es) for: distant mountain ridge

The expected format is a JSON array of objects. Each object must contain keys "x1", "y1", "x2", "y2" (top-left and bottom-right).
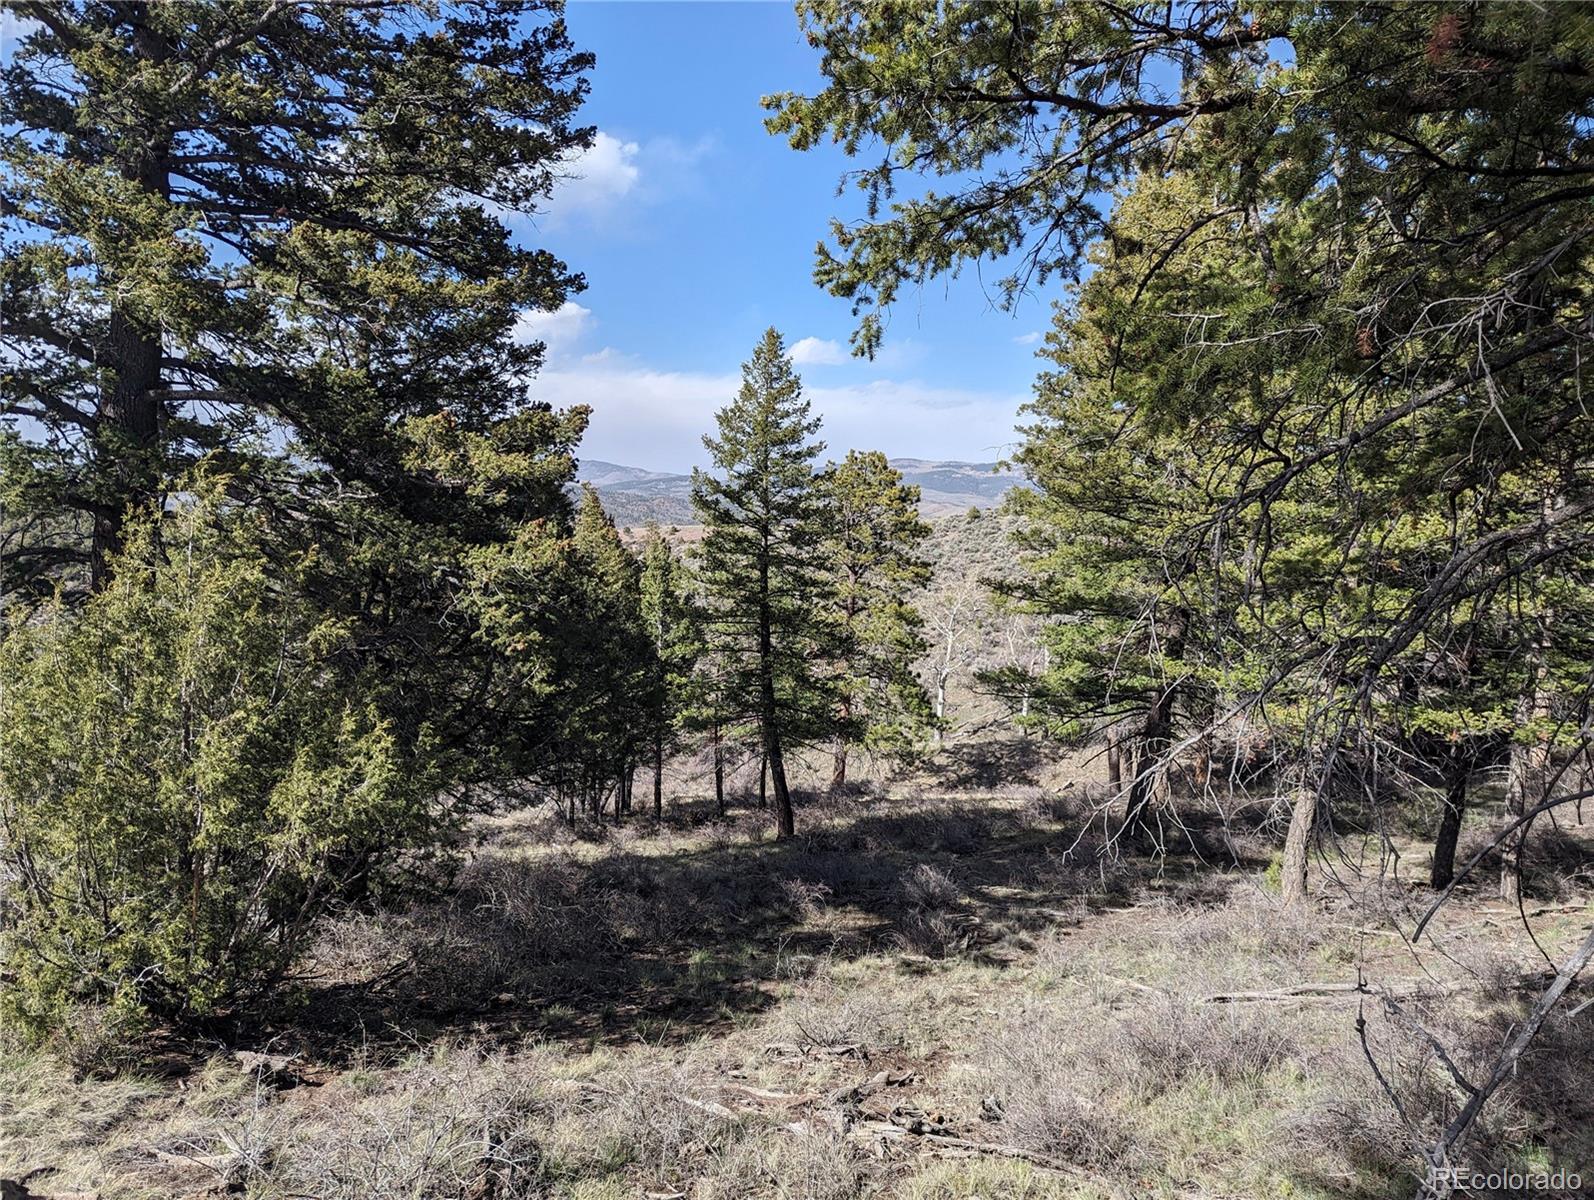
[{"x1": 575, "y1": 458, "x2": 1024, "y2": 527}]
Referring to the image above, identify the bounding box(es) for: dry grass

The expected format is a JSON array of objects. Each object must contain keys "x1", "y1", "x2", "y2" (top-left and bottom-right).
[
  {"x1": 8, "y1": 788, "x2": 1593, "y2": 1200},
  {"x1": 264, "y1": 1047, "x2": 548, "y2": 1200},
  {"x1": 778, "y1": 975, "x2": 900, "y2": 1051}
]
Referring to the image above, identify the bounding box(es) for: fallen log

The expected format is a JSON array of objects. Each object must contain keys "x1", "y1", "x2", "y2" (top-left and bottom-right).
[
  {"x1": 721, "y1": 1083, "x2": 819, "y2": 1107},
  {"x1": 1202, "y1": 982, "x2": 1365, "y2": 1003}
]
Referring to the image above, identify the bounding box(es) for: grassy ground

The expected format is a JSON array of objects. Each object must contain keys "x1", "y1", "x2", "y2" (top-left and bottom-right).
[{"x1": 5, "y1": 769, "x2": 1592, "y2": 1200}]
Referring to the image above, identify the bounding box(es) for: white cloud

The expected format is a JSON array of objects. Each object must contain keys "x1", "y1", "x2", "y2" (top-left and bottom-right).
[
  {"x1": 808, "y1": 379, "x2": 1024, "y2": 460},
  {"x1": 1012, "y1": 331, "x2": 1043, "y2": 346},
  {"x1": 487, "y1": 130, "x2": 716, "y2": 234},
  {"x1": 511, "y1": 301, "x2": 592, "y2": 351},
  {"x1": 639, "y1": 134, "x2": 717, "y2": 179},
  {"x1": 788, "y1": 336, "x2": 847, "y2": 366},
  {"x1": 541, "y1": 132, "x2": 640, "y2": 227},
  {"x1": 789, "y1": 335, "x2": 930, "y2": 370},
  {"x1": 528, "y1": 355, "x2": 1022, "y2": 472},
  {"x1": 532, "y1": 359, "x2": 738, "y2": 471}
]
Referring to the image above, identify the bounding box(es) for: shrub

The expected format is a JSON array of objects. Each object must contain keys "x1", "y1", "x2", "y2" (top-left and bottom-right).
[
  {"x1": 777, "y1": 877, "x2": 834, "y2": 921},
  {"x1": 900, "y1": 863, "x2": 963, "y2": 911},
  {"x1": 1104, "y1": 995, "x2": 1299, "y2": 1090},
  {"x1": 45, "y1": 1004, "x2": 143, "y2": 1080},
  {"x1": 0, "y1": 502, "x2": 450, "y2": 1035},
  {"x1": 268, "y1": 1047, "x2": 546, "y2": 1200},
  {"x1": 895, "y1": 863, "x2": 974, "y2": 957},
  {"x1": 781, "y1": 977, "x2": 898, "y2": 1049},
  {"x1": 1178, "y1": 896, "x2": 1330, "y2": 965},
  {"x1": 582, "y1": 1064, "x2": 739, "y2": 1177},
  {"x1": 979, "y1": 1011, "x2": 1139, "y2": 1169},
  {"x1": 392, "y1": 851, "x2": 619, "y2": 1002},
  {"x1": 703, "y1": 1123, "x2": 870, "y2": 1200}
]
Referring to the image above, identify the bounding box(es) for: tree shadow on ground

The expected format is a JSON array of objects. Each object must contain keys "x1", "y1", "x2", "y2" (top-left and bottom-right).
[
  {"x1": 231, "y1": 790, "x2": 1277, "y2": 1067},
  {"x1": 919, "y1": 735, "x2": 1051, "y2": 791}
]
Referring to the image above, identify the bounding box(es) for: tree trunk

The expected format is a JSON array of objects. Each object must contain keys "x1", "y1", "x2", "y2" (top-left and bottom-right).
[
  {"x1": 713, "y1": 724, "x2": 725, "y2": 816},
  {"x1": 1106, "y1": 734, "x2": 1121, "y2": 788},
  {"x1": 759, "y1": 753, "x2": 768, "y2": 810},
  {"x1": 92, "y1": 11, "x2": 171, "y2": 587},
  {"x1": 1280, "y1": 786, "x2": 1317, "y2": 907},
  {"x1": 1120, "y1": 607, "x2": 1187, "y2": 843},
  {"x1": 767, "y1": 727, "x2": 794, "y2": 839},
  {"x1": 1121, "y1": 708, "x2": 1172, "y2": 841},
  {"x1": 653, "y1": 734, "x2": 664, "y2": 822},
  {"x1": 1431, "y1": 749, "x2": 1470, "y2": 890},
  {"x1": 1191, "y1": 694, "x2": 1213, "y2": 792},
  {"x1": 1503, "y1": 613, "x2": 1552, "y2": 903},
  {"x1": 1121, "y1": 726, "x2": 1167, "y2": 843},
  {"x1": 830, "y1": 696, "x2": 851, "y2": 791},
  {"x1": 758, "y1": 560, "x2": 795, "y2": 837}
]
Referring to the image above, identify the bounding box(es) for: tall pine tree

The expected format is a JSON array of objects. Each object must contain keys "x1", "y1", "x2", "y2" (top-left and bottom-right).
[
  {"x1": 691, "y1": 329, "x2": 834, "y2": 838},
  {"x1": 567, "y1": 486, "x2": 654, "y2": 822},
  {"x1": 1, "y1": 2, "x2": 592, "y2": 592}
]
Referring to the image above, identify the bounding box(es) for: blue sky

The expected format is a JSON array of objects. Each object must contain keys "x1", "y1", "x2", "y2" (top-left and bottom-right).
[
  {"x1": 0, "y1": 3, "x2": 1060, "y2": 474},
  {"x1": 516, "y1": 2, "x2": 1054, "y2": 472}
]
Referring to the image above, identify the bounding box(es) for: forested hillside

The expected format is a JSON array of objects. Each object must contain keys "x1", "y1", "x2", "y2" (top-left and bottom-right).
[{"x1": 2, "y1": 4, "x2": 1592, "y2": 1200}]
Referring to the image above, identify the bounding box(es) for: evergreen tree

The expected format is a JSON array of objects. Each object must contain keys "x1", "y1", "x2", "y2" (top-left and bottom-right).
[
  {"x1": 773, "y1": 2, "x2": 1594, "y2": 889},
  {"x1": 0, "y1": 0, "x2": 641, "y2": 1029},
  {"x1": 566, "y1": 486, "x2": 654, "y2": 822},
  {"x1": 638, "y1": 526, "x2": 699, "y2": 820},
  {"x1": 1, "y1": 1, "x2": 593, "y2": 592},
  {"x1": 0, "y1": 0, "x2": 603, "y2": 847},
  {"x1": 0, "y1": 492, "x2": 448, "y2": 1031},
  {"x1": 691, "y1": 329, "x2": 835, "y2": 838},
  {"x1": 819, "y1": 450, "x2": 932, "y2": 789}
]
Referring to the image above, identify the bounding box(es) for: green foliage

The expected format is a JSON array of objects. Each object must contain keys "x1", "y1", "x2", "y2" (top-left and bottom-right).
[
  {"x1": 779, "y1": 3, "x2": 1594, "y2": 856},
  {"x1": 691, "y1": 329, "x2": 840, "y2": 831},
  {"x1": 453, "y1": 485, "x2": 661, "y2": 818},
  {"x1": 565, "y1": 487, "x2": 657, "y2": 789},
  {"x1": 2, "y1": 0, "x2": 594, "y2": 592},
  {"x1": 692, "y1": 328, "x2": 838, "y2": 737},
  {"x1": 765, "y1": 1, "x2": 1274, "y2": 356},
  {"x1": 820, "y1": 450, "x2": 933, "y2": 765},
  {"x1": 639, "y1": 526, "x2": 701, "y2": 762},
  {"x1": 0, "y1": 496, "x2": 449, "y2": 1033},
  {"x1": 0, "y1": 3, "x2": 686, "y2": 1029}
]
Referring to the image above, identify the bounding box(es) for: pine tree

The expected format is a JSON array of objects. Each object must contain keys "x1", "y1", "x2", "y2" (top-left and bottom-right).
[
  {"x1": 638, "y1": 526, "x2": 699, "y2": 820},
  {"x1": 819, "y1": 450, "x2": 932, "y2": 789},
  {"x1": 567, "y1": 486, "x2": 654, "y2": 823},
  {"x1": 691, "y1": 329, "x2": 835, "y2": 838},
  {"x1": 772, "y1": 5, "x2": 1594, "y2": 874},
  {"x1": 1, "y1": 2, "x2": 593, "y2": 592}
]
